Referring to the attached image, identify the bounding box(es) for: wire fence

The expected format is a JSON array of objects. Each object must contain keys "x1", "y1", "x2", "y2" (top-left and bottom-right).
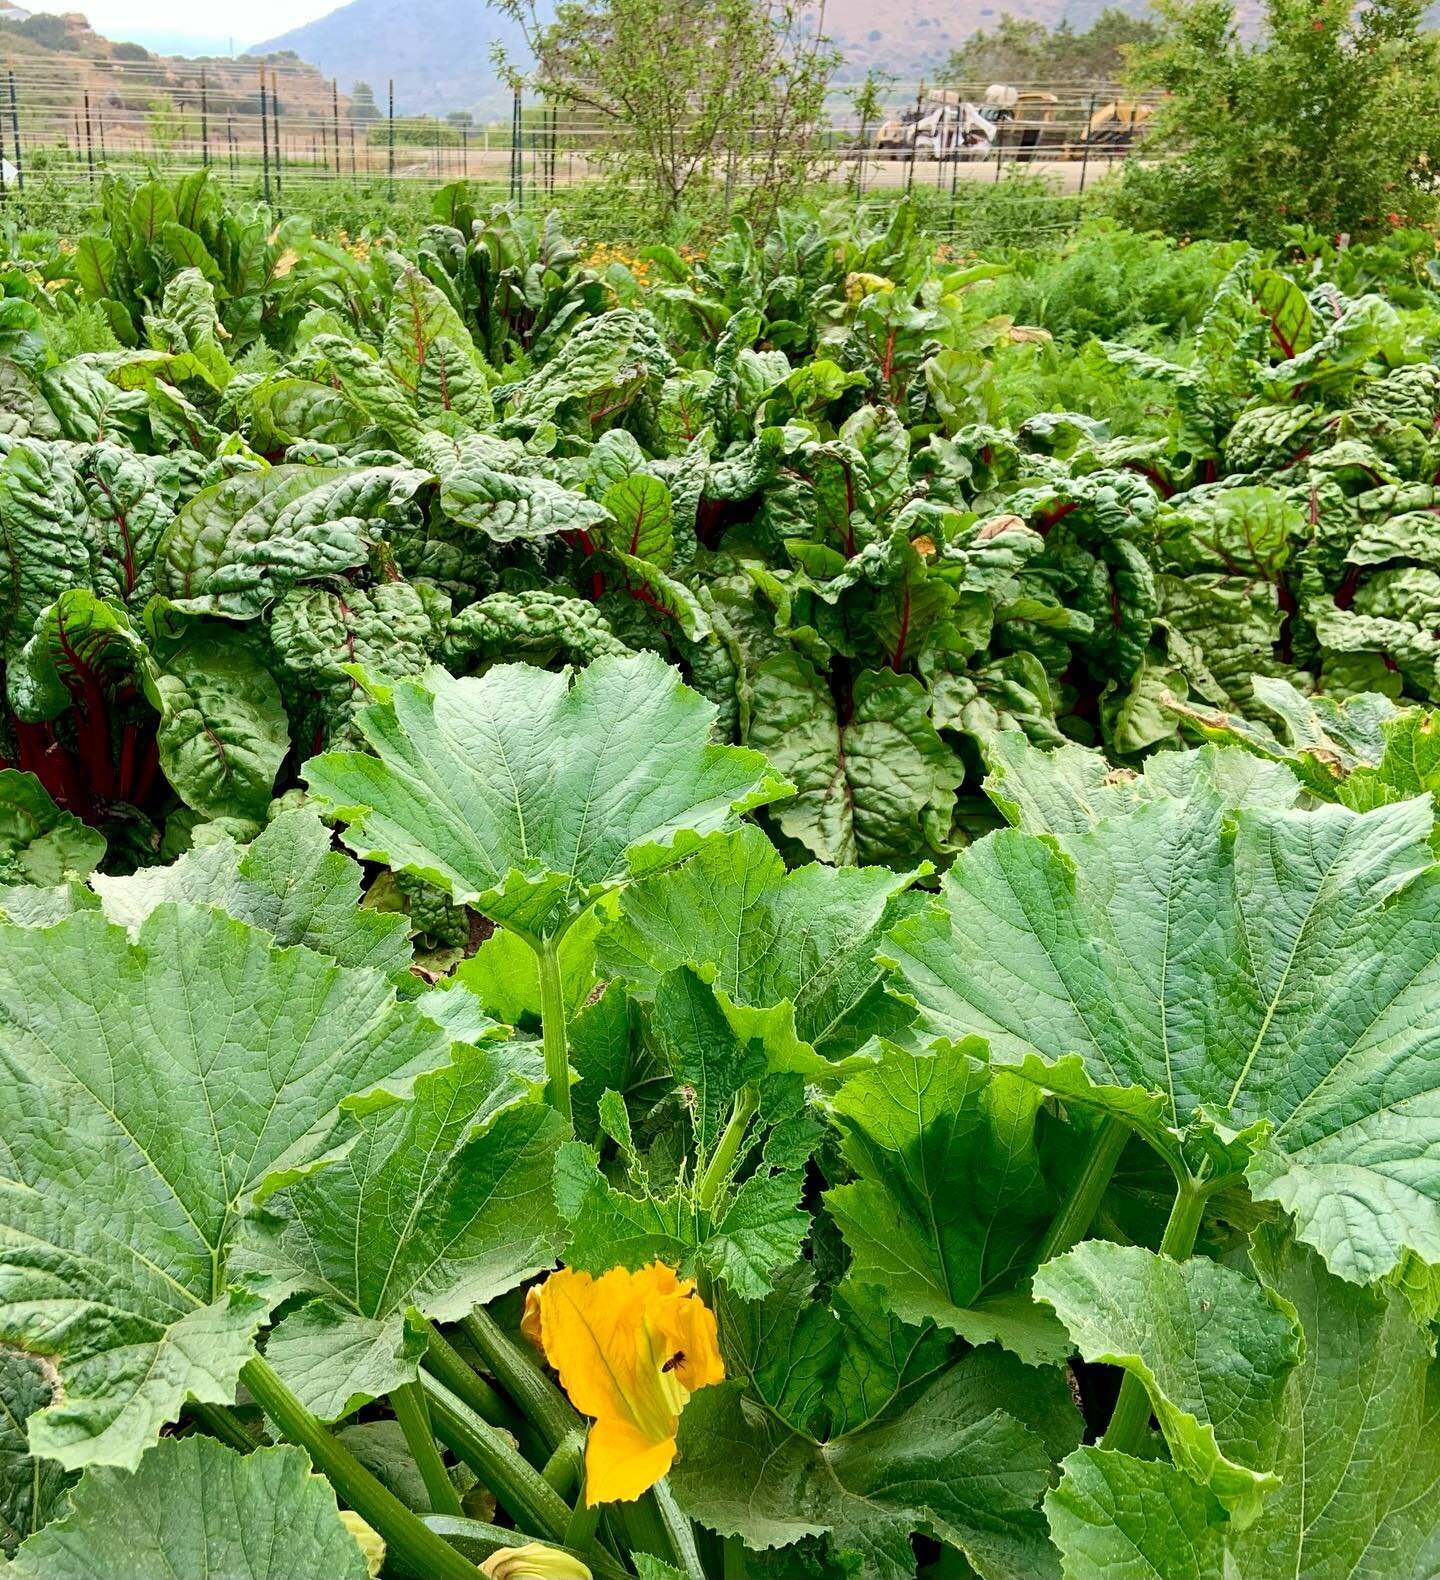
[{"x1": 0, "y1": 51, "x2": 1168, "y2": 240}]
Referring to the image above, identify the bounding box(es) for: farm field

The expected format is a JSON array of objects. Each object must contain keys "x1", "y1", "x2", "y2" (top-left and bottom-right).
[{"x1": 4, "y1": 169, "x2": 1440, "y2": 1579}]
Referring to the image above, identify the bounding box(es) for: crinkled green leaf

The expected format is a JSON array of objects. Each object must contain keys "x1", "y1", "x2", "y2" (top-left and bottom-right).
[
  {"x1": 240, "y1": 1046, "x2": 564, "y2": 1418},
  {"x1": 749, "y1": 654, "x2": 960, "y2": 867},
  {"x1": 1034, "y1": 1244, "x2": 1302, "y2": 1519},
  {"x1": 826, "y1": 1042, "x2": 1070, "y2": 1364},
  {"x1": 0, "y1": 904, "x2": 451, "y2": 1469},
  {"x1": 0, "y1": 769, "x2": 105, "y2": 886},
  {"x1": 7, "y1": 1436, "x2": 371, "y2": 1579},
  {"x1": 159, "y1": 464, "x2": 431, "y2": 617},
  {"x1": 599, "y1": 824, "x2": 919, "y2": 1073},
  {"x1": 304, "y1": 652, "x2": 790, "y2": 940},
  {"x1": 885, "y1": 777, "x2": 1440, "y2": 1283},
  {"x1": 0, "y1": 1351, "x2": 74, "y2": 1556},
  {"x1": 150, "y1": 624, "x2": 289, "y2": 822}
]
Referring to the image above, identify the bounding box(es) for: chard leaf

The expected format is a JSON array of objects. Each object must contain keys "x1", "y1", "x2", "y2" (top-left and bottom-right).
[
  {"x1": 7, "y1": 1437, "x2": 371, "y2": 1579},
  {"x1": 270, "y1": 580, "x2": 441, "y2": 751},
  {"x1": 0, "y1": 1351, "x2": 74, "y2": 1555},
  {"x1": 1034, "y1": 1244, "x2": 1302, "y2": 1518},
  {"x1": 825, "y1": 1042, "x2": 1071, "y2": 1365},
  {"x1": 748, "y1": 654, "x2": 960, "y2": 867},
  {"x1": 149, "y1": 623, "x2": 289, "y2": 823},
  {"x1": 159, "y1": 464, "x2": 431, "y2": 617},
  {"x1": 0, "y1": 441, "x2": 91, "y2": 656},
  {"x1": 600, "y1": 474, "x2": 674, "y2": 566},
  {"x1": 304, "y1": 652, "x2": 790, "y2": 942},
  {"x1": 885, "y1": 777, "x2": 1440, "y2": 1284},
  {"x1": 239, "y1": 1046, "x2": 564, "y2": 1419},
  {"x1": 599, "y1": 824, "x2": 920, "y2": 1073},
  {"x1": 0, "y1": 769, "x2": 105, "y2": 886},
  {"x1": 0, "y1": 904, "x2": 451, "y2": 1469},
  {"x1": 438, "y1": 450, "x2": 612, "y2": 543}
]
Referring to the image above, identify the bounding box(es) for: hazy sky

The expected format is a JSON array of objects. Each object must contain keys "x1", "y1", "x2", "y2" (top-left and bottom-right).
[{"x1": 13, "y1": 0, "x2": 339, "y2": 52}]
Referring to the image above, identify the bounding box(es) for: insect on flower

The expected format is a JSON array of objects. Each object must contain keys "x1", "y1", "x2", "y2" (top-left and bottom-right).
[{"x1": 523, "y1": 1262, "x2": 725, "y2": 1504}]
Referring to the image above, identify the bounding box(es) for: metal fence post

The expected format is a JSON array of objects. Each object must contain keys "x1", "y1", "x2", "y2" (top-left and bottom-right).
[
  {"x1": 270, "y1": 69, "x2": 282, "y2": 204},
  {"x1": 905, "y1": 81, "x2": 922, "y2": 195},
  {"x1": 201, "y1": 67, "x2": 209, "y2": 168},
  {"x1": 332, "y1": 80, "x2": 341, "y2": 175},
  {"x1": 260, "y1": 68, "x2": 271, "y2": 204},
  {"x1": 1078, "y1": 91, "x2": 1095, "y2": 195},
  {"x1": 387, "y1": 79, "x2": 395, "y2": 200},
  {"x1": 6, "y1": 73, "x2": 19, "y2": 194},
  {"x1": 83, "y1": 91, "x2": 94, "y2": 185}
]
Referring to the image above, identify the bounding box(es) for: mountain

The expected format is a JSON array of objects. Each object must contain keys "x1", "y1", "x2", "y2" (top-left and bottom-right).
[
  {"x1": 252, "y1": 0, "x2": 1283, "y2": 116},
  {"x1": 250, "y1": 0, "x2": 536, "y2": 118}
]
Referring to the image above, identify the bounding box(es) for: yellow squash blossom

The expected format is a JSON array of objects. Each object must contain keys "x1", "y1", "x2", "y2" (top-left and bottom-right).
[
  {"x1": 480, "y1": 1543, "x2": 592, "y2": 1579},
  {"x1": 525, "y1": 1262, "x2": 724, "y2": 1505}
]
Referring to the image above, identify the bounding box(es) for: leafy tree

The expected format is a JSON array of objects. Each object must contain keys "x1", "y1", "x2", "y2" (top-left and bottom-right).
[
  {"x1": 348, "y1": 80, "x2": 381, "y2": 122},
  {"x1": 17, "y1": 13, "x2": 79, "y2": 51},
  {"x1": 111, "y1": 41, "x2": 151, "y2": 62},
  {"x1": 491, "y1": 0, "x2": 839, "y2": 234},
  {"x1": 1109, "y1": 0, "x2": 1440, "y2": 243},
  {"x1": 946, "y1": 9, "x2": 1161, "y2": 86}
]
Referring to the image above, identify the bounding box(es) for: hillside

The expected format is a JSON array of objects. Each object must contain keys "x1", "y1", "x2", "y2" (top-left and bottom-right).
[
  {"x1": 250, "y1": 0, "x2": 535, "y2": 119},
  {"x1": 0, "y1": 9, "x2": 345, "y2": 150},
  {"x1": 251, "y1": 0, "x2": 1278, "y2": 111}
]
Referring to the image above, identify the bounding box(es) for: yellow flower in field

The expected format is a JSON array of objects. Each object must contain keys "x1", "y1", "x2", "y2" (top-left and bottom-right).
[
  {"x1": 525, "y1": 1263, "x2": 724, "y2": 1505},
  {"x1": 480, "y1": 1543, "x2": 592, "y2": 1579}
]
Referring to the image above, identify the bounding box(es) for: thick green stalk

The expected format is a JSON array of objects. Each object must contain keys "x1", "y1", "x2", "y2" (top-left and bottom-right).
[
  {"x1": 186, "y1": 1400, "x2": 258, "y2": 1453},
  {"x1": 697, "y1": 1083, "x2": 760, "y2": 1215},
  {"x1": 1034, "y1": 1115, "x2": 1131, "y2": 1267},
  {"x1": 536, "y1": 934, "x2": 572, "y2": 1123},
  {"x1": 421, "y1": 1371, "x2": 572, "y2": 1540},
  {"x1": 391, "y1": 1379, "x2": 463, "y2": 1518},
  {"x1": 723, "y1": 1533, "x2": 750, "y2": 1580},
  {"x1": 542, "y1": 1437, "x2": 585, "y2": 1501},
  {"x1": 424, "y1": 1322, "x2": 514, "y2": 1428},
  {"x1": 241, "y1": 1356, "x2": 481, "y2": 1580},
  {"x1": 462, "y1": 1306, "x2": 580, "y2": 1454},
  {"x1": 564, "y1": 1473, "x2": 603, "y2": 1551},
  {"x1": 1099, "y1": 1177, "x2": 1211, "y2": 1457}
]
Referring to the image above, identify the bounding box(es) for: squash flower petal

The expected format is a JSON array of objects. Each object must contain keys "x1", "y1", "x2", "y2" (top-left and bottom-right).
[
  {"x1": 528, "y1": 1262, "x2": 724, "y2": 1504},
  {"x1": 480, "y1": 1543, "x2": 592, "y2": 1579}
]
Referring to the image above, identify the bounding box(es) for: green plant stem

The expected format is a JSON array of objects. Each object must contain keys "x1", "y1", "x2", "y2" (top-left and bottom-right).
[
  {"x1": 697, "y1": 1082, "x2": 760, "y2": 1215},
  {"x1": 723, "y1": 1532, "x2": 750, "y2": 1580},
  {"x1": 424, "y1": 1322, "x2": 514, "y2": 1428},
  {"x1": 421, "y1": 1371, "x2": 572, "y2": 1540},
  {"x1": 1034, "y1": 1115, "x2": 1131, "y2": 1266},
  {"x1": 186, "y1": 1400, "x2": 258, "y2": 1453},
  {"x1": 1099, "y1": 1176, "x2": 1211, "y2": 1457},
  {"x1": 542, "y1": 1437, "x2": 585, "y2": 1501},
  {"x1": 241, "y1": 1356, "x2": 482, "y2": 1580},
  {"x1": 461, "y1": 1306, "x2": 580, "y2": 1454},
  {"x1": 391, "y1": 1379, "x2": 464, "y2": 1518},
  {"x1": 564, "y1": 1473, "x2": 603, "y2": 1551},
  {"x1": 536, "y1": 933, "x2": 572, "y2": 1123}
]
